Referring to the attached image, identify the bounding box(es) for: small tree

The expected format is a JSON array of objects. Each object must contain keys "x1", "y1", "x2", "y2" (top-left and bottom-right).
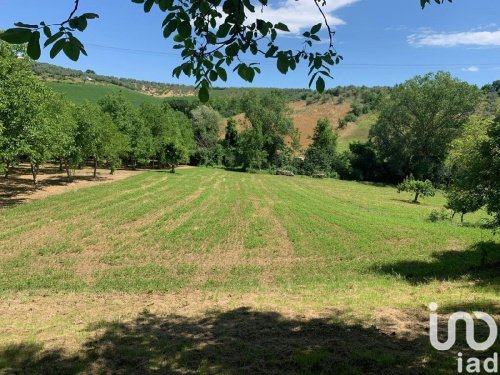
[
  {"x1": 397, "y1": 175, "x2": 436, "y2": 203},
  {"x1": 222, "y1": 118, "x2": 238, "y2": 168},
  {"x1": 165, "y1": 141, "x2": 189, "y2": 173},
  {"x1": 445, "y1": 187, "x2": 484, "y2": 222},
  {"x1": 302, "y1": 118, "x2": 338, "y2": 176}
]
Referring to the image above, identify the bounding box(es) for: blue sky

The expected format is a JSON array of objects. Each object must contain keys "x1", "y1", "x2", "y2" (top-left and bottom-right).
[{"x1": 1, "y1": 0, "x2": 499, "y2": 88}]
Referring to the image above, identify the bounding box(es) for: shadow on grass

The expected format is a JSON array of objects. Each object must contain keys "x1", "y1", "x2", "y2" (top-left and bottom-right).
[
  {"x1": 0, "y1": 166, "x2": 107, "y2": 208},
  {"x1": 374, "y1": 241, "x2": 500, "y2": 288},
  {"x1": 0, "y1": 307, "x2": 459, "y2": 375}
]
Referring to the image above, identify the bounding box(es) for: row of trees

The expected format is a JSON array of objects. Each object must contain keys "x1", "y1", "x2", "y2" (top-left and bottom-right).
[{"x1": 0, "y1": 42, "x2": 195, "y2": 185}]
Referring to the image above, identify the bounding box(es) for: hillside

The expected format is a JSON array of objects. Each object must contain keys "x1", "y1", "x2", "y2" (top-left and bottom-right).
[
  {"x1": 33, "y1": 62, "x2": 195, "y2": 97},
  {"x1": 47, "y1": 81, "x2": 165, "y2": 106},
  {"x1": 289, "y1": 100, "x2": 377, "y2": 151},
  {"x1": 36, "y1": 62, "x2": 381, "y2": 148},
  {"x1": 227, "y1": 99, "x2": 377, "y2": 152}
]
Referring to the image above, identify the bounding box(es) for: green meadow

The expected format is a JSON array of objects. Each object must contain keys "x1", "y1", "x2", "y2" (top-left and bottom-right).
[
  {"x1": 47, "y1": 81, "x2": 165, "y2": 105},
  {"x1": 1, "y1": 168, "x2": 499, "y2": 374}
]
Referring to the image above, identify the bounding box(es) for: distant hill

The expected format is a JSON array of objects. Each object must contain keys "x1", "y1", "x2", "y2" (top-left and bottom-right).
[
  {"x1": 34, "y1": 62, "x2": 385, "y2": 148},
  {"x1": 32, "y1": 62, "x2": 195, "y2": 97},
  {"x1": 228, "y1": 99, "x2": 378, "y2": 153},
  {"x1": 46, "y1": 81, "x2": 165, "y2": 106}
]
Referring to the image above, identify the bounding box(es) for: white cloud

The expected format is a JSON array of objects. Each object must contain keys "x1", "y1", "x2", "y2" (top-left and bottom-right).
[
  {"x1": 246, "y1": 0, "x2": 359, "y2": 34},
  {"x1": 462, "y1": 66, "x2": 480, "y2": 72},
  {"x1": 408, "y1": 29, "x2": 500, "y2": 47}
]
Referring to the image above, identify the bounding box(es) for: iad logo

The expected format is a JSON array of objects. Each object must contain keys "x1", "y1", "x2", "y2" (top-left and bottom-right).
[{"x1": 429, "y1": 302, "x2": 499, "y2": 374}]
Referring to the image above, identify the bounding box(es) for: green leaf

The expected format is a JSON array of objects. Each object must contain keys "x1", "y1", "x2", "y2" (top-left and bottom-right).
[
  {"x1": 274, "y1": 22, "x2": 290, "y2": 32},
  {"x1": 198, "y1": 85, "x2": 209, "y2": 103},
  {"x1": 311, "y1": 23, "x2": 322, "y2": 34},
  {"x1": 63, "y1": 39, "x2": 81, "y2": 61},
  {"x1": 178, "y1": 21, "x2": 192, "y2": 39},
  {"x1": 316, "y1": 76, "x2": 325, "y2": 93},
  {"x1": 277, "y1": 54, "x2": 288, "y2": 74},
  {"x1": 217, "y1": 67, "x2": 227, "y2": 82},
  {"x1": 81, "y1": 13, "x2": 99, "y2": 19},
  {"x1": 237, "y1": 64, "x2": 248, "y2": 81},
  {"x1": 50, "y1": 39, "x2": 65, "y2": 58},
  {"x1": 144, "y1": 0, "x2": 155, "y2": 12},
  {"x1": 68, "y1": 18, "x2": 79, "y2": 29},
  {"x1": 163, "y1": 20, "x2": 177, "y2": 38},
  {"x1": 13, "y1": 22, "x2": 38, "y2": 29},
  {"x1": 44, "y1": 31, "x2": 63, "y2": 47},
  {"x1": 216, "y1": 23, "x2": 231, "y2": 38},
  {"x1": 0, "y1": 28, "x2": 33, "y2": 44},
  {"x1": 209, "y1": 70, "x2": 218, "y2": 82},
  {"x1": 265, "y1": 45, "x2": 278, "y2": 58},
  {"x1": 27, "y1": 31, "x2": 41, "y2": 60},
  {"x1": 225, "y1": 42, "x2": 239, "y2": 57},
  {"x1": 43, "y1": 26, "x2": 52, "y2": 38},
  {"x1": 158, "y1": 0, "x2": 173, "y2": 11},
  {"x1": 242, "y1": 0, "x2": 255, "y2": 12},
  {"x1": 76, "y1": 17, "x2": 88, "y2": 31},
  {"x1": 246, "y1": 67, "x2": 255, "y2": 82}
]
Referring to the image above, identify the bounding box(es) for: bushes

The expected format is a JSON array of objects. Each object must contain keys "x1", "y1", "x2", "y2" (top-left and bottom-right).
[{"x1": 428, "y1": 209, "x2": 451, "y2": 222}]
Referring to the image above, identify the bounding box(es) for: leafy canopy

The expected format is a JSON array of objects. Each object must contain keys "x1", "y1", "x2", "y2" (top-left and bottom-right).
[{"x1": 0, "y1": 0, "x2": 452, "y2": 102}]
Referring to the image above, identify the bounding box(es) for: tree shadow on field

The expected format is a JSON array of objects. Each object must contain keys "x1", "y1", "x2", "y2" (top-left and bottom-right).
[
  {"x1": 374, "y1": 241, "x2": 500, "y2": 289},
  {"x1": 0, "y1": 307, "x2": 464, "y2": 375},
  {"x1": 0, "y1": 165, "x2": 106, "y2": 208}
]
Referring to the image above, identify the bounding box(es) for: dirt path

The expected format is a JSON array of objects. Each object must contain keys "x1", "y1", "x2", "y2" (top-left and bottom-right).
[{"x1": 0, "y1": 164, "x2": 143, "y2": 208}]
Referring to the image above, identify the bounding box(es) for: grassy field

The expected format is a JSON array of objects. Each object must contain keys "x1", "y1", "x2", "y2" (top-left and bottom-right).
[
  {"x1": 1, "y1": 168, "x2": 499, "y2": 374},
  {"x1": 48, "y1": 82, "x2": 165, "y2": 106}
]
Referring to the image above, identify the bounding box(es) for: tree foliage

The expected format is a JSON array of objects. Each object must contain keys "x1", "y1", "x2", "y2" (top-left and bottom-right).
[
  {"x1": 0, "y1": 0, "x2": 453, "y2": 101},
  {"x1": 370, "y1": 72, "x2": 481, "y2": 182},
  {"x1": 241, "y1": 90, "x2": 294, "y2": 167},
  {"x1": 397, "y1": 175, "x2": 436, "y2": 203},
  {"x1": 302, "y1": 118, "x2": 338, "y2": 176},
  {"x1": 190, "y1": 105, "x2": 222, "y2": 165}
]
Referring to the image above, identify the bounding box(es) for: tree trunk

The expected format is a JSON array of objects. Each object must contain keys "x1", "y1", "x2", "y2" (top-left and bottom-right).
[
  {"x1": 59, "y1": 159, "x2": 63, "y2": 172},
  {"x1": 93, "y1": 159, "x2": 98, "y2": 179},
  {"x1": 461, "y1": 213, "x2": 464, "y2": 223},
  {"x1": 413, "y1": 191, "x2": 419, "y2": 203},
  {"x1": 4, "y1": 161, "x2": 11, "y2": 179},
  {"x1": 30, "y1": 162, "x2": 39, "y2": 188},
  {"x1": 64, "y1": 160, "x2": 72, "y2": 179},
  {"x1": 451, "y1": 211, "x2": 456, "y2": 220},
  {"x1": 171, "y1": 164, "x2": 176, "y2": 173}
]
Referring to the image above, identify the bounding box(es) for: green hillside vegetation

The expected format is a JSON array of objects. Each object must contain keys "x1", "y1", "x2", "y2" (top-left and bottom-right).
[
  {"x1": 47, "y1": 81, "x2": 165, "y2": 106},
  {"x1": 337, "y1": 112, "x2": 378, "y2": 152}
]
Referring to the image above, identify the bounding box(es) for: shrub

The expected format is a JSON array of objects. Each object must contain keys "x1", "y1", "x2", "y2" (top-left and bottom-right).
[
  {"x1": 428, "y1": 209, "x2": 451, "y2": 222},
  {"x1": 343, "y1": 113, "x2": 357, "y2": 123}
]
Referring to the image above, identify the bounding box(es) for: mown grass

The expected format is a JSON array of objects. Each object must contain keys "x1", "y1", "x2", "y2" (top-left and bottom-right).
[
  {"x1": 0, "y1": 168, "x2": 498, "y2": 305},
  {"x1": 0, "y1": 168, "x2": 499, "y2": 374}
]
